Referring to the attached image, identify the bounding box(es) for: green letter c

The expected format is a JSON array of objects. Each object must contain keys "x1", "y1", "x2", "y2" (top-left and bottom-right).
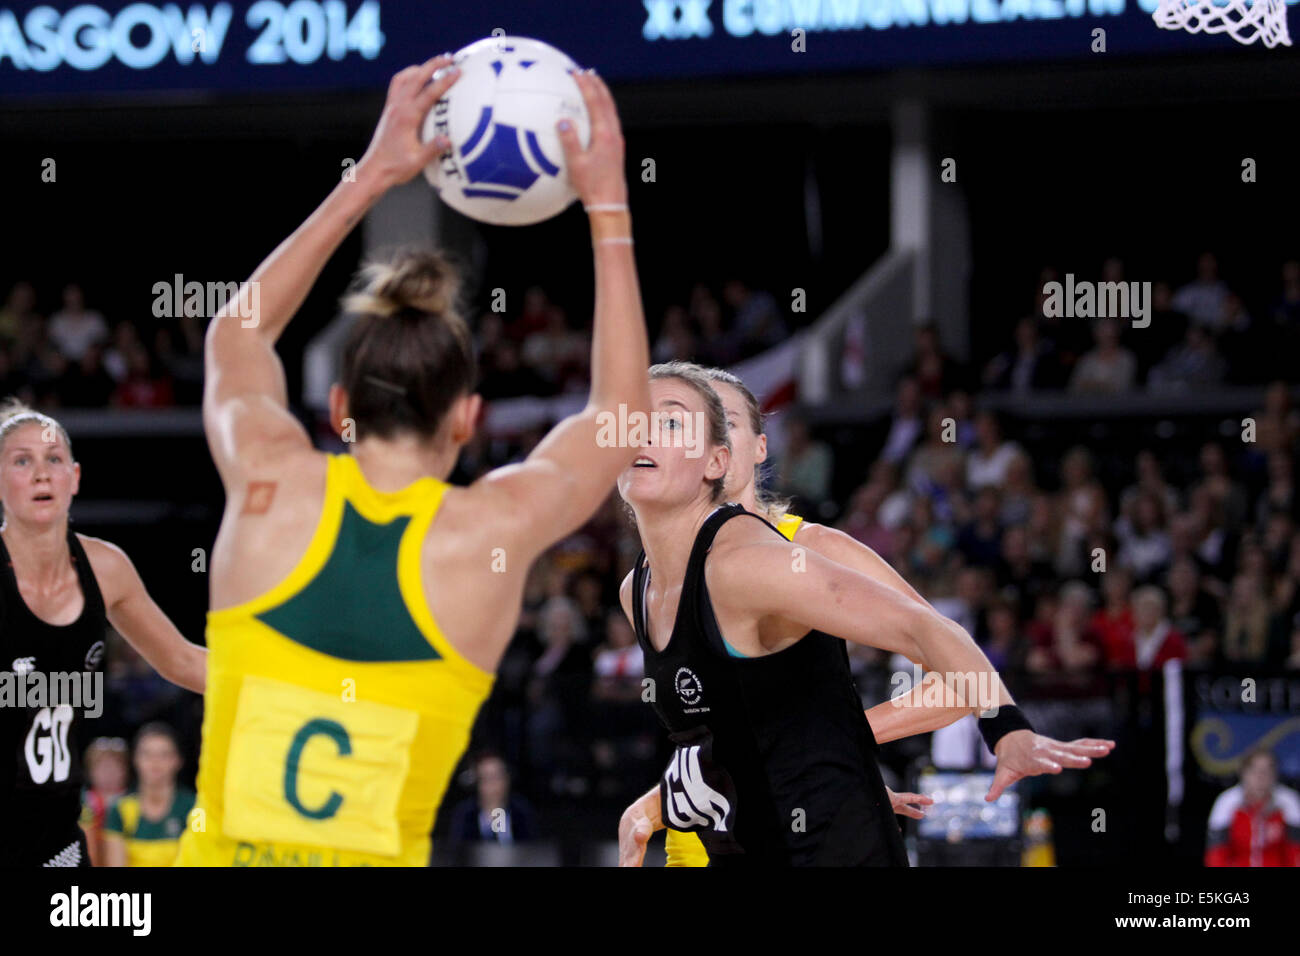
[{"x1": 284, "y1": 718, "x2": 350, "y2": 820}]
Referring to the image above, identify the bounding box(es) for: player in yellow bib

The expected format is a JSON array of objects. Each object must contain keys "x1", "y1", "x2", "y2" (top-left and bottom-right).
[
  {"x1": 176, "y1": 63, "x2": 650, "y2": 866},
  {"x1": 103, "y1": 724, "x2": 196, "y2": 867}
]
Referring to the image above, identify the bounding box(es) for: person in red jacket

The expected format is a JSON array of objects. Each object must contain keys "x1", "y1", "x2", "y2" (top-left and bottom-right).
[
  {"x1": 1107, "y1": 586, "x2": 1188, "y2": 671},
  {"x1": 1206, "y1": 748, "x2": 1300, "y2": 867},
  {"x1": 1091, "y1": 567, "x2": 1135, "y2": 663}
]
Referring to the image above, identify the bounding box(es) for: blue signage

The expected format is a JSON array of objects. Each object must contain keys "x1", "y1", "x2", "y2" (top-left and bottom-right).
[{"x1": 0, "y1": 0, "x2": 1288, "y2": 99}]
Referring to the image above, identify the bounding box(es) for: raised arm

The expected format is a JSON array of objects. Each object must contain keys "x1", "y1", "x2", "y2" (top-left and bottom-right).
[
  {"x1": 202, "y1": 56, "x2": 460, "y2": 484},
  {"x1": 481, "y1": 71, "x2": 651, "y2": 557}
]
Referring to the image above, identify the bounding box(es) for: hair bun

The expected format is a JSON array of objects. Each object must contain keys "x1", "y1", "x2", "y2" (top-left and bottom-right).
[{"x1": 344, "y1": 249, "x2": 459, "y2": 319}]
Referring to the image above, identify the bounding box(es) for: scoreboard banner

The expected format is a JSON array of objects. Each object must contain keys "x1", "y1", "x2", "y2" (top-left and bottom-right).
[{"x1": 0, "y1": 0, "x2": 1287, "y2": 98}]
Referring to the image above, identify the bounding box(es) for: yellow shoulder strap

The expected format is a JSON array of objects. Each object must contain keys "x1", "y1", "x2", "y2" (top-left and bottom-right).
[
  {"x1": 332, "y1": 453, "x2": 446, "y2": 520},
  {"x1": 776, "y1": 513, "x2": 804, "y2": 541},
  {"x1": 119, "y1": 796, "x2": 141, "y2": 837}
]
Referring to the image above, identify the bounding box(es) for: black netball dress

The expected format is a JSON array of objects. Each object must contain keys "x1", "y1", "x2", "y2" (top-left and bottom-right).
[
  {"x1": 0, "y1": 530, "x2": 108, "y2": 866},
  {"x1": 631, "y1": 504, "x2": 908, "y2": 866}
]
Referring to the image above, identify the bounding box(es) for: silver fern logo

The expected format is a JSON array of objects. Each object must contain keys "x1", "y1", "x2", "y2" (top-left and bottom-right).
[{"x1": 675, "y1": 667, "x2": 703, "y2": 706}]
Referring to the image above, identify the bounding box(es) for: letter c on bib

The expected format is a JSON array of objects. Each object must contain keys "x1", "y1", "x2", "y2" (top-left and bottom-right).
[{"x1": 284, "y1": 718, "x2": 351, "y2": 820}]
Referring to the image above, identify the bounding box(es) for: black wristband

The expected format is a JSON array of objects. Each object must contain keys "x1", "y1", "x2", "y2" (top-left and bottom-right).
[{"x1": 977, "y1": 704, "x2": 1035, "y2": 753}]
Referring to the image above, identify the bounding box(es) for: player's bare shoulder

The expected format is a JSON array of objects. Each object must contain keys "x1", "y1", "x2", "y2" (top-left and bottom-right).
[
  {"x1": 710, "y1": 512, "x2": 786, "y2": 558},
  {"x1": 432, "y1": 481, "x2": 512, "y2": 548},
  {"x1": 75, "y1": 534, "x2": 135, "y2": 605},
  {"x1": 442, "y1": 463, "x2": 550, "y2": 557},
  {"x1": 788, "y1": 519, "x2": 828, "y2": 547},
  {"x1": 705, "y1": 515, "x2": 790, "y2": 601}
]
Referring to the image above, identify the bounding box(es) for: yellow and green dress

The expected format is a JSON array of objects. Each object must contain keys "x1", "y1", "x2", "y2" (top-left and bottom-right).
[
  {"x1": 664, "y1": 511, "x2": 803, "y2": 868},
  {"x1": 175, "y1": 453, "x2": 495, "y2": 866},
  {"x1": 104, "y1": 789, "x2": 197, "y2": 866}
]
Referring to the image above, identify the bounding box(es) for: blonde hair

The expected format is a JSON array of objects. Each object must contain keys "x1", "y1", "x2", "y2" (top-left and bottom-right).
[
  {"x1": 701, "y1": 366, "x2": 793, "y2": 523},
  {"x1": 342, "y1": 249, "x2": 460, "y2": 318},
  {"x1": 85, "y1": 737, "x2": 128, "y2": 770},
  {"x1": 648, "y1": 361, "x2": 731, "y2": 503},
  {"x1": 0, "y1": 398, "x2": 73, "y2": 458}
]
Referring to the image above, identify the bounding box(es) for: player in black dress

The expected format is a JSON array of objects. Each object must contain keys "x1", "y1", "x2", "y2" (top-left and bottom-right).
[
  {"x1": 0, "y1": 402, "x2": 206, "y2": 866},
  {"x1": 616, "y1": 365, "x2": 1114, "y2": 865}
]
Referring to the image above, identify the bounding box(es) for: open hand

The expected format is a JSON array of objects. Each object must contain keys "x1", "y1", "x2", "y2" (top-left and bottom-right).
[
  {"x1": 986, "y1": 731, "x2": 1115, "y2": 801},
  {"x1": 359, "y1": 54, "x2": 461, "y2": 190},
  {"x1": 556, "y1": 69, "x2": 627, "y2": 209},
  {"x1": 888, "y1": 788, "x2": 934, "y2": 820}
]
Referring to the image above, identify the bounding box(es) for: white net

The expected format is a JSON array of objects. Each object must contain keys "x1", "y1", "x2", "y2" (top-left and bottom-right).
[{"x1": 1154, "y1": 0, "x2": 1292, "y2": 47}]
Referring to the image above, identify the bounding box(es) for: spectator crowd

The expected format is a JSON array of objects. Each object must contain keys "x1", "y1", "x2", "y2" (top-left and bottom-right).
[
  {"x1": 981, "y1": 253, "x2": 1300, "y2": 396},
  {"x1": 446, "y1": 252, "x2": 1300, "y2": 821},
  {"x1": 12, "y1": 250, "x2": 1298, "y2": 861},
  {"x1": 0, "y1": 280, "x2": 202, "y2": 409}
]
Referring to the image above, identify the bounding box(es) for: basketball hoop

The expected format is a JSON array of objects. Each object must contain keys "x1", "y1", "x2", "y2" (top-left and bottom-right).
[{"x1": 1153, "y1": 0, "x2": 1292, "y2": 47}]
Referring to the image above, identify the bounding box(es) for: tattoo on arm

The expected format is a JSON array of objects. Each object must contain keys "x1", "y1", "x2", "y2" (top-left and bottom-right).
[{"x1": 242, "y1": 481, "x2": 277, "y2": 515}]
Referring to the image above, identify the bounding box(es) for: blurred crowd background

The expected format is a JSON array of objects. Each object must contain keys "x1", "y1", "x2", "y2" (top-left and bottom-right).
[{"x1": 26, "y1": 245, "x2": 1300, "y2": 865}]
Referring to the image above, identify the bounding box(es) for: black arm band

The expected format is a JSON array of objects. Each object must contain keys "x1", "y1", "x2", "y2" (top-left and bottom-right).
[{"x1": 977, "y1": 704, "x2": 1035, "y2": 753}]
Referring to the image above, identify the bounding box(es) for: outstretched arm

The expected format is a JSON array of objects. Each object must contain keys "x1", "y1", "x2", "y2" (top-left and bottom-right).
[
  {"x1": 203, "y1": 55, "x2": 460, "y2": 484},
  {"x1": 715, "y1": 535, "x2": 1009, "y2": 707},
  {"x1": 867, "y1": 671, "x2": 974, "y2": 743},
  {"x1": 711, "y1": 534, "x2": 1113, "y2": 798},
  {"x1": 85, "y1": 537, "x2": 206, "y2": 694},
  {"x1": 793, "y1": 523, "x2": 974, "y2": 738},
  {"x1": 481, "y1": 71, "x2": 651, "y2": 558},
  {"x1": 794, "y1": 522, "x2": 935, "y2": 611},
  {"x1": 793, "y1": 522, "x2": 1112, "y2": 790}
]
